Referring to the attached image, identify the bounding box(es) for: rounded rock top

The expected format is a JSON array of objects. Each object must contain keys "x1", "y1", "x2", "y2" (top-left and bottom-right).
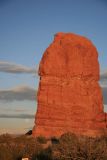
[{"x1": 39, "y1": 32, "x2": 99, "y2": 80}]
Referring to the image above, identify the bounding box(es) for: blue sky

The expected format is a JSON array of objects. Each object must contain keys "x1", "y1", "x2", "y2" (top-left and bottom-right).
[{"x1": 0, "y1": 0, "x2": 107, "y2": 134}]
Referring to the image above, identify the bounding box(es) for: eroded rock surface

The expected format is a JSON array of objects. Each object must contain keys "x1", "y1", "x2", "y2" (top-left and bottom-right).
[{"x1": 33, "y1": 32, "x2": 107, "y2": 137}]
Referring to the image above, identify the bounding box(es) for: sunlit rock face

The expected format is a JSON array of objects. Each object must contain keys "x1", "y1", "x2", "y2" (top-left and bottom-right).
[{"x1": 32, "y1": 32, "x2": 107, "y2": 137}]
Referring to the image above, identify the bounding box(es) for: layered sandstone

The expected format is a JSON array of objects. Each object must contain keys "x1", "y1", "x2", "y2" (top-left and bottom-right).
[{"x1": 32, "y1": 32, "x2": 107, "y2": 137}]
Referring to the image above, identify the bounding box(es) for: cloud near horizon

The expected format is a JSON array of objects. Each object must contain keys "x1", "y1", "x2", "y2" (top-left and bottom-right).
[
  {"x1": 0, "y1": 113, "x2": 34, "y2": 119},
  {"x1": 0, "y1": 86, "x2": 37, "y2": 102},
  {"x1": 100, "y1": 70, "x2": 107, "y2": 81},
  {"x1": 102, "y1": 86, "x2": 107, "y2": 105},
  {"x1": 0, "y1": 61, "x2": 37, "y2": 74}
]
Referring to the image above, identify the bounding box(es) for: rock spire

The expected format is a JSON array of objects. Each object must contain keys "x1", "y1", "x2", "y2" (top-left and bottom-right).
[{"x1": 32, "y1": 32, "x2": 107, "y2": 137}]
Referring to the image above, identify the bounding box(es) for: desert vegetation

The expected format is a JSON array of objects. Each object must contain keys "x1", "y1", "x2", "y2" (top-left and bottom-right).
[{"x1": 0, "y1": 133, "x2": 107, "y2": 160}]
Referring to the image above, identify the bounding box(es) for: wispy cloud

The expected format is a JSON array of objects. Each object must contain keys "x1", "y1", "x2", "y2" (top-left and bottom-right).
[
  {"x1": 102, "y1": 86, "x2": 107, "y2": 105},
  {"x1": 0, "y1": 85, "x2": 37, "y2": 102},
  {"x1": 0, "y1": 61, "x2": 37, "y2": 74},
  {"x1": 0, "y1": 114, "x2": 34, "y2": 119},
  {"x1": 99, "y1": 68, "x2": 107, "y2": 104},
  {"x1": 0, "y1": 108, "x2": 27, "y2": 112},
  {"x1": 100, "y1": 70, "x2": 107, "y2": 81}
]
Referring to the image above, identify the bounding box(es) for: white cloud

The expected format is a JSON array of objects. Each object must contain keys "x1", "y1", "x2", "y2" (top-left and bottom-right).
[
  {"x1": 0, "y1": 61, "x2": 37, "y2": 74},
  {"x1": 100, "y1": 69, "x2": 107, "y2": 81},
  {"x1": 104, "y1": 105, "x2": 107, "y2": 112},
  {"x1": 0, "y1": 113, "x2": 34, "y2": 119},
  {"x1": 0, "y1": 85, "x2": 37, "y2": 102},
  {"x1": 102, "y1": 86, "x2": 107, "y2": 105}
]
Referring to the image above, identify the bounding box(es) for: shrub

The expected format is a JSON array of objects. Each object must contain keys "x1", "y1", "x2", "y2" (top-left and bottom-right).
[
  {"x1": 36, "y1": 136, "x2": 47, "y2": 144},
  {"x1": 52, "y1": 133, "x2": 79, "y2": 160},
  {"x1": 52, "y1": 133, "x2": 107, "y2": 160},
  {"x1": 51, "y1": 137, "x2": 59, "y2": 144},
  {"x1": 0, "y1": 133, "x2": 12, "y2": 143},
  {"x1": 33, "y1": 146, "x2": 52, "y2": 160},
  {"x1": 0, "y1": 133, "x2": 107, "y2": 160},
  {"x1": 0, "y1": 145, "x2": 13, "y2": 160}
]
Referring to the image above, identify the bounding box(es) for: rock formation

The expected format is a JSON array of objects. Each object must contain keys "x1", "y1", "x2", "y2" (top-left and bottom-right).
[{"x1": 32, "y1": 32, "x2": 107, "y2": 137}]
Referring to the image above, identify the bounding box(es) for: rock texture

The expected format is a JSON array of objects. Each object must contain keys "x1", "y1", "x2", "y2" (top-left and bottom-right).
[{"x1": 32, "y1": 32, "x2": 107, "y2": 137}]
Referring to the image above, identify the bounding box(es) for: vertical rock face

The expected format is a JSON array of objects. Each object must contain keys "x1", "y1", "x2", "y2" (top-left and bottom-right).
[{"x1": 32, "y1": 32, "x2": 107, "y2": 137}]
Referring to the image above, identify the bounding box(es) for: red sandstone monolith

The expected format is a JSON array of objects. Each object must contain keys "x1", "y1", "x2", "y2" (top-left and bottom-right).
[{"x1": 32, "y1": 32, "x2": 107, "y2": 137}]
